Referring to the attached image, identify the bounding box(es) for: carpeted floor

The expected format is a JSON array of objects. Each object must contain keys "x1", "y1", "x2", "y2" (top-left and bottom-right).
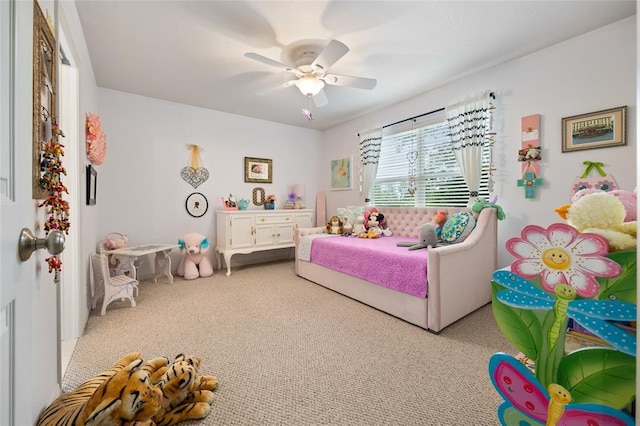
[{"x1": 64, "y1": 260, "x2": 513, "y2": 425}]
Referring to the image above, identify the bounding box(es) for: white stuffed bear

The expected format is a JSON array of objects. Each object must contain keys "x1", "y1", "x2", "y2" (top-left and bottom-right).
[{"x1": 177, "y1": 232, "x2": 214, "y2": 280}]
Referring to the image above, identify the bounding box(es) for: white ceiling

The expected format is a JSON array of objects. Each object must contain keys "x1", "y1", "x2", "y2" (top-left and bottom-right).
[{"x1": 75, "y1": 1, "x2": 636, "y2": 131}]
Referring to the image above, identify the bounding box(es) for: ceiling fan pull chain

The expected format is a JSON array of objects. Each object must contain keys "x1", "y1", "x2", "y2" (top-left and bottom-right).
[{"x1": 302, "y1": 96, "x2": 313, "y2": 121}]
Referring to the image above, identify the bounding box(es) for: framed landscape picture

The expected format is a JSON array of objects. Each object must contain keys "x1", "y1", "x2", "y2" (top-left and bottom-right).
[
  {"x1": 562, "y1": 106, "x2": 627, "y2": 152},
  {"x1": 330, "y1": 156, "x2": 352, "y2": 190}
]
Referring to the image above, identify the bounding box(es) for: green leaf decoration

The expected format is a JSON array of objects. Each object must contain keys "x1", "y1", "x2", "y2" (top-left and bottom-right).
[
  {"x1": 596, "y1": 251, "x2": 637, "y2": 303},
  {"x1": 557, "y1": 347, "x2": 636, "y2": 409},
  {"x1": 491, "y1": 281, "x2": 541, "y2": 359}
]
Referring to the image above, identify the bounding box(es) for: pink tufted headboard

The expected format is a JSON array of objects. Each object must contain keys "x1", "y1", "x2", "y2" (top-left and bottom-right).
[{"x1": 377, "y1": 207, "x2": 469, "y2": 238}]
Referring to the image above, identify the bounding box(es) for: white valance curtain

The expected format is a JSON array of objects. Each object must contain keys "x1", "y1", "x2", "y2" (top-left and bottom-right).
[
  {"x1": 358, "y1": 127, "x2": 383, "y2": 205},
  {"x1": 445, "y1": 91, "x2": 494, "y2": 206}
]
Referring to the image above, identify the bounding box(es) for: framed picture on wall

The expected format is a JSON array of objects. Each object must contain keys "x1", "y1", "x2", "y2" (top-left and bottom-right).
[
  {"x1": 330, "y1": 156, "x2": 352, "y2": 190},
  {"x1": 86, "y1": 165, "x2": 97, "y2": 205},
  {"x1": 244, "y1": 157, "x2": 272, "y2": 183},
  {"x1": 561, "y1": 106, "x2": 627, "y2": 152}
]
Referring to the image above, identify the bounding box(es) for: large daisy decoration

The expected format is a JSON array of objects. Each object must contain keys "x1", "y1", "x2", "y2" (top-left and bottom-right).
[{"x1": 505, "y1": 223, "x2": 621, "y2": 298}]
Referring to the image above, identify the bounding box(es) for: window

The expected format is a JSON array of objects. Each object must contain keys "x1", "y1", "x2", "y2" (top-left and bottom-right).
[{"x1": 372, "y1": 111, "x2": 491, "y2": 207}]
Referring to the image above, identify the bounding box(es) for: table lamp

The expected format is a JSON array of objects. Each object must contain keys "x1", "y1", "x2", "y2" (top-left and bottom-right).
[{"x1": 293, "y1": 184, "x2": 306, "y2": 209}]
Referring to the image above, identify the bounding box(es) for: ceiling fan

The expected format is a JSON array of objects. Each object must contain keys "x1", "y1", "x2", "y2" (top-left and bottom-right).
[{"x1": 245, "y1": 39, "x2": 377, "y2": 107}]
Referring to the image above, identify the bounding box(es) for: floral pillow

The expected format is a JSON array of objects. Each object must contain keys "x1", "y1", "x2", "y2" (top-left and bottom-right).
[
  {"x1": 336, "y1": 206, "x2": 365, "y2": 227},
  {"x1": 440, "y1": 211, "x2": 476, "y2": 244}
]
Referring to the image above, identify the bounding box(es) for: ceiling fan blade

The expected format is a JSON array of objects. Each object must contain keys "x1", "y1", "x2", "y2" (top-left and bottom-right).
[
  {"x1": 256, "y1": 79, "x2": 297, "y2": 96},
  {"x1": 323, "y1": 73, "x2": 377, "y2": 90},
  {"x1": 312, "y1": 89, "x2": 328, "y2": 108},
  {"x1": 311, "y1": 39, "x2": 349, "y2": 70},
  {"x1": 245, "y1": 52, "x2": 295, "y2": 72}
]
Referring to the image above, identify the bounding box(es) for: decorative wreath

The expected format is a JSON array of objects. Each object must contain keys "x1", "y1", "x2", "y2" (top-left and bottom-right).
[{"x1": 86, "y1": 113, "x2": 106, "y2": 165}]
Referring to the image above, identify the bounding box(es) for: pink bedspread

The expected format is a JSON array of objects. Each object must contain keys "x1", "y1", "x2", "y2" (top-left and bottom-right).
[{"x1": 309, "y1": 235, "x2": 428, "y2": 297}]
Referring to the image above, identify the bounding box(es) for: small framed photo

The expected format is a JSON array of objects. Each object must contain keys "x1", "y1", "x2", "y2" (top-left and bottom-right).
[
  {"x1": 562, "y1": 106, "x2": 627, "y2": 153},
  {"x1": 185, "y1": 192, "x2": 208, "y2": 218},
  {"x1": 330, "y1": 156, "x2": 352, "y2": 190},
  {"x1": 86, "y1": 165, "x2": 97, "y2": 205},
  {"x1": 244, "y1": 157, "x2": 272, "y2": 183}
]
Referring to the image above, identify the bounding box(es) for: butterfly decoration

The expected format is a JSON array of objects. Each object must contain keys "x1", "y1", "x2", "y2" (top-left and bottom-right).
[
  {"x1": 493, "y1": 270, "x2": 636, "y2": 356},
  {"x1": 489, "y1": 352, "x2": 634, "y2": 426},
  {"x1": 302, "y1": 108, "x2": 313, "y2": 121}
]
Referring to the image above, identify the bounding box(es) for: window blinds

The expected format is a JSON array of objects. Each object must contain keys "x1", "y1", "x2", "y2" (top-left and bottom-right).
[{"x1": 373, "y1": 111, "x2": 490, "y2": 207}]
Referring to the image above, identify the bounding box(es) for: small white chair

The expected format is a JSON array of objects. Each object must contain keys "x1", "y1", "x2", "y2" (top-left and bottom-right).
[
  {"x1": 96, "y1": 240, "x2": 138, "y2": 279},
  {"x1": 91, "y1": 253, "x2": 139, "y2": 316}
]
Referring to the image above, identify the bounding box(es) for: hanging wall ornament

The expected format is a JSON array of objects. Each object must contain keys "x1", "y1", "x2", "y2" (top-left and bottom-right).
[
  {"x1": 39, "y1": 120, "x2": 69, "y2": 283},
  {"x1": 571, "y1": 161, "x2": 618, "y2": 196},
  {"x1": 181, "y1": 144, "x2": 209, "y2": 189},
  {"x1": 406, "y1": 120, "x2": 418, "y2": 196},
  {"x1": 407, "y1": 150, "x2": 417, "y2": 196},
  {"x1": 86, "y1": 113, "x2": 107, "y2": 165},
  {"x1": 516, "y1": 114, "x2": 542, "y2": 199}
]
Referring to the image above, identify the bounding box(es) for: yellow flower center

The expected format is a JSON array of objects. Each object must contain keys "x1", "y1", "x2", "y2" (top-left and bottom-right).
[{"x1": 541, "y1": 247, "x2": 571, "y2": 270}]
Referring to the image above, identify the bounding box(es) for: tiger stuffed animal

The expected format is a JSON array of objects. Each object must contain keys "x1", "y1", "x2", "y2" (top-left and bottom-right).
[
  {"x1": 148, "y1": 354, "x2": 218, "y2": 426},
  {"x1": 36, "y1": 353, "x2": 218, "y2": 426},
  {"x1": 36, "y1": 352, "x2": 166, "y2": 426}
]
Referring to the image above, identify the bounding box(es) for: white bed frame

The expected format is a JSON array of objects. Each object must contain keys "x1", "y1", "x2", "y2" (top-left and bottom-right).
[{"x1": 295, "y1": 207, "x2": 497, "y2": 333}]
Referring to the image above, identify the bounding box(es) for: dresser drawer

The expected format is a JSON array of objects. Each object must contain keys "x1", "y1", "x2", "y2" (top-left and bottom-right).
[{"x1": 255, "y1": 214, "x2": 293, "y2": 224}]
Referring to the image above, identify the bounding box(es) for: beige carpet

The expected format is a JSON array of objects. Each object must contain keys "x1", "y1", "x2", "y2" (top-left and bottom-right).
[{"x1": 64, "y1": 260, "x2": 513, "y2": 425}]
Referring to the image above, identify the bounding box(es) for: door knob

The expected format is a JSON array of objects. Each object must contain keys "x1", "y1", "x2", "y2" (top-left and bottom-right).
[{"x1": 18, "y1": 228, "x2": 65, "y2": 261}]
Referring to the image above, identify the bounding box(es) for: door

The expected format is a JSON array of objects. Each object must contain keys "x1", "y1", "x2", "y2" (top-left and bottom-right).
[
  {"x1": 1, "y1": 1, "x2": 56, "y2": 423},
  {"x1": 1, "y1": 0, "x2": 32, "y2": 422}
]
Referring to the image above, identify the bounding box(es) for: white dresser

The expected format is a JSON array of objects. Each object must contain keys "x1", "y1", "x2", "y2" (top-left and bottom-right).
[{"x1": 215, "y1": 209, "x2": 314, "y2": 276}]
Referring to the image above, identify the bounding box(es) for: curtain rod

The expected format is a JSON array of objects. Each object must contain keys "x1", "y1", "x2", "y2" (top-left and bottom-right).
[{"x1": 358, "y1": 91, "x2": 495, "y2": 136}]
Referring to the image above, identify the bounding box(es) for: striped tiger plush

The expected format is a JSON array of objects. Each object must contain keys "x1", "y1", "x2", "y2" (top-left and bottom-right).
[
  {"x1": 148, "y1": 354, "x2": 218, "y2": 426},
  {"x1": 36, "y1": 352, "x2": 166, "y2": 426},
  {"x1": 36, "y1": 352, "x2": 218, "y2": 426}
]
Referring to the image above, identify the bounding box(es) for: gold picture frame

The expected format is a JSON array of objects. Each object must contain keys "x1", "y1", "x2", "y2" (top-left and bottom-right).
[
  {"x1": 561, "y1": 106, "x2": 627, "y2": 153},
  {"x1": 244, "y1": 157, "x2": 272, "y2": 183},
  {"x1": 32, "y1": 0, "x2": 56, "y2": 199}
]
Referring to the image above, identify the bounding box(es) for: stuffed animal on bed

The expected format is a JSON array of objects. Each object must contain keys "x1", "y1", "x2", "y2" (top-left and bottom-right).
[
  {"x1": 432, "y1": 211, "x2": 447, "y2": 239},
  {"x1": 364, "y1": 208, "x2": 392, "y2": 236},
  {"x1": 327, "y1": 215, "x2": 343, "y2": 234},
  {"x1": 178, "y1": 232, "x2": 214, "y2": 280},
  {"x1": 341, "y1": 216, "x2": 353, "y2": 235},
  {"x1": 352, "y1": 216, "x2": 366, "y2": 237},
  {"x1": 397, "y1": 223, "x2": 438, "y2": 250},
  {"x1": 37, "y1": 352, "x2": 218, "y2": 426}
]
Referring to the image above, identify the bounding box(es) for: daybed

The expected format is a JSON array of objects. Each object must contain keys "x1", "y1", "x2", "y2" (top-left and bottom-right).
[{"x1": 294, "y1": 207, "x2": 497, "y2": 333}]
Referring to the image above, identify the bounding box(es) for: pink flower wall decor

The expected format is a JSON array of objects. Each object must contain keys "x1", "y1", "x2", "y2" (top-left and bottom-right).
[
  {"x1": 86, "y1": 113, "x2": 106, "y2": 165},
  {"x1": 505, "y1": 223, "x2": 622, "y2": 298}
]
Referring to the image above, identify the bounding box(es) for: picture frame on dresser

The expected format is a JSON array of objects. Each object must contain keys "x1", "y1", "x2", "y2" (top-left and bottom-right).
[
  {"x1": 561, "y1": 106, "x2": 627, "y2": 152},
  {"x1": 245, "y1": 157, "x2": 272, "y2": 183}
]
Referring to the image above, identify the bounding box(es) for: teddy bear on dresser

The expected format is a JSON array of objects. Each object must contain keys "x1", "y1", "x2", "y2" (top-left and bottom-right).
[{"x1": 177, "y1": 232, "x2": 214, "y2": 280}]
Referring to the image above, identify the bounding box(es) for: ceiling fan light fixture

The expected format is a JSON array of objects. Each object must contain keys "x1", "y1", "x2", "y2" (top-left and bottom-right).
[{"x1": 295, "y1": 76, "x2": 325, "y2": 96}]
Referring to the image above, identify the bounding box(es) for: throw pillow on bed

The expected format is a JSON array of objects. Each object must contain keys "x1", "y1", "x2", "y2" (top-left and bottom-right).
[
  {"x1": 440, "y1": 211, "x2": 476, "y2": 244},
  {"x1": 336, "y1": 206, "x2": 365, "y2": 229}
]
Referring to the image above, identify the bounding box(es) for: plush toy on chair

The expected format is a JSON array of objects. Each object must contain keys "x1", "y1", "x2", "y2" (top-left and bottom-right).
[{"x1": 177, "y1": 233, "x2": 214, "y2": 280}]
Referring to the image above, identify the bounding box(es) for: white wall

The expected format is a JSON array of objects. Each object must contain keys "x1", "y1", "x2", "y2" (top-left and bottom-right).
[
  {"x1": 96, "y1": 89, "x2": 322, "y2": 274},
  {"x1": 59, "y1": 1, "x2": 100, "y2": 331},
  {"x1": 320, "y1": 16, "x2": 636, "y2": 268}
]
